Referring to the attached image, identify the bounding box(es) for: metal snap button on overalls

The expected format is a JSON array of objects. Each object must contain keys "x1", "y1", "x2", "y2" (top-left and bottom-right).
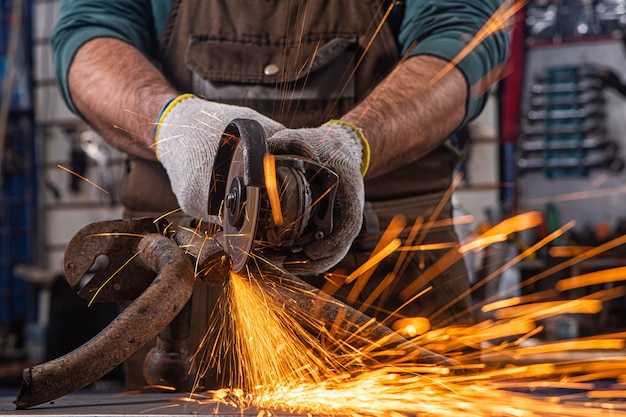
[{"x1": 263, "y1": 63, "x2": 280, "y2": 76}]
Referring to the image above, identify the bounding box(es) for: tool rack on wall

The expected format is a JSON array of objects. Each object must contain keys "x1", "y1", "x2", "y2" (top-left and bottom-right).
[
  {"x1": 506, "y1": 0, "x2": 626, "y2": 228},
  {"x1": 0, "y1": 0, "x2": 37, "y2": 358},
  {"x1": 497, "y1": 0, "x2": 626, "y2": 339}
]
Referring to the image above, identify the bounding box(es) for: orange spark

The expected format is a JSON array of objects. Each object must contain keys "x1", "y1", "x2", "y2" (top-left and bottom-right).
[
  {"x1": 480, "y1": 210, "x2": 544, "y2": 238},
  {"x1": 463, "y1": 319, "x2": 537, "y2": 345},
  {"x1": 529, "y1": 184, "x2": 626, "y2": 206},
  {"x1": 549, "y1": 245, "x2": 595, "y2": 257},
  {"x1": 344, "y1": 238, "x2": 401, "y2": 284},
  {"x1": 481, "y1": 296, "x2": 521, "y2": 313},
  {"x1": 435, "y1": 220, "x2": 577, "y2": 327},
  {"x1": 512, "y1": 339, "x2": 625, "y2": 356},
  {"x1": 453, "y1": 213, "x2": 475, "y2": 227},
  {"x1": 57, "y1": 164, "x2": 110, "y2": 194},
  {"x1": 263, "y1": 154, "x2": 283, "y2": 227},
  {"x1": 392, "y1": 317, "x2": 431, "y2": 337},
  {"x1": 493, "y1": 299, "x2": 603, "y2": 320},
  {"x1": 93, "y1": 155, "x2": 626, "y2": 417},
  {"x1": 416, "y1": 173, "x2": 464, "y2": 246},
  {"x1": 143, "y1": 384, "x2": 177, "y2": 391},
  {"x1": 91, "y1": 232, "x2": 146, "y2": 238},
  {"x1": 458, "y1": 233, "x2": 508, "y2": 253},
  {"x1": 410, "y1": 242, "x2": 460, "y2": 251},
  {"x1": 183, "y1": 249, "x2": 626, "y2": 417},
  {"x1": 557, "y1": 266, "x2": 626, "y2": 292},
  {"x1": 429, "y1": 0, "x2": 526, "y2": 87},
  {"x1": 332, "y1": 1, "x2": 398, "y2": 109},
  {"x1": 588, "y1": 390, "x2": 626, "y2": 399}
]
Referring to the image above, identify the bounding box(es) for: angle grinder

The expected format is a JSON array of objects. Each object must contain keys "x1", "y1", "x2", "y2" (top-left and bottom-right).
[{"x1": 209, "y1": 118, "x2": 339, "y2": 272}]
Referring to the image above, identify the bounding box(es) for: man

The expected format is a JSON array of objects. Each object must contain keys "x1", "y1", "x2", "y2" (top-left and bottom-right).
[{"x1": 52, "y1": 0, "x2": 509, "y2": 386}]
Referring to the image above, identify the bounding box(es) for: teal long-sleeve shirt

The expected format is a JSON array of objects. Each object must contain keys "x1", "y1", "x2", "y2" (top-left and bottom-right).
[{"x1": 51, "y1": 0, "x2": 509, "y2": 123}]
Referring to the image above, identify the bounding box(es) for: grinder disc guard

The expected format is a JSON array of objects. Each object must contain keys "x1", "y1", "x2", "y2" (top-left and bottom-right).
[{"x1": 210, "y1": 119, "x2": 268, "y2": 273}]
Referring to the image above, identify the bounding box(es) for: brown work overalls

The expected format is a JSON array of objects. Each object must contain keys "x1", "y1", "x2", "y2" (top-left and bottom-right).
[{"x1": 120, "y1": 0, "x2": 472, "y2": 388}]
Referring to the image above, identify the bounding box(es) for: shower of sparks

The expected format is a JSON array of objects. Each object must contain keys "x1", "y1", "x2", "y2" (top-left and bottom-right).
[
  {"x1": 177, "y1": 266, "x2": 626, "y2": 417},
  {"x1": 57, "y1": 164, "x2": 110, "y2": 194},
  {"x1": 202, "y1": 271, "x2": 342, "y2": 392},
  {"x1": 171, "y1": 203, "x2": 626, "y2": 417}
]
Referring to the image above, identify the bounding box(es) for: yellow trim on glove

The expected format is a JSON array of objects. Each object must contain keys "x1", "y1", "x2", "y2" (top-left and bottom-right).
[
  {"x1": 325, "y1": 119, "x2": 370, "y2": 177},
  {"x1": 154, "y1": 93, "x2": 196, "y2": 161}
]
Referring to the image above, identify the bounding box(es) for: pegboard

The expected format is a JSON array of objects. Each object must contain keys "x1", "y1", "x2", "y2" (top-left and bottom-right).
[{"x1": 516, "y1": 38, "x2": 626, "y2": 237}]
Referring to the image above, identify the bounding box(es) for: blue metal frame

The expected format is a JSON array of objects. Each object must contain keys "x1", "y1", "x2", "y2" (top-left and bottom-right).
[{"x1": 0, "y1": 0, "x2": 37, "y2": 333}]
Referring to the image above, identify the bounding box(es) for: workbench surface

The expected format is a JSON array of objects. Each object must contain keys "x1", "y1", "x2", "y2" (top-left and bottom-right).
[
  {"x1": 0, "y1": 391, "x2": 307, "y2": 416},
  {"x1": 3, "y1": 386, "x2": 626, "y2": 416}
]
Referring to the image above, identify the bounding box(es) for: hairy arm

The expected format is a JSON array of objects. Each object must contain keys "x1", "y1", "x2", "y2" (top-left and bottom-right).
[
  {"x1": 69, "y1": 39, "x2": 468, "y2": 173},
  {"x1": 68, "y1": 37, "x2": 178, "y2": 160},
  {"x1": 343, "y1": 55, "x2": 467, "y2": 179}
]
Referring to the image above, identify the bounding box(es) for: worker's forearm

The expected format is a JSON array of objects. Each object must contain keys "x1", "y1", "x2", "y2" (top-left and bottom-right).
[
  {"x1": 68, "y1": 38, "x2": 178, "y2": 160},
  {"x1": 344, "y1": 55, "x2": 468, "y2": 179}
]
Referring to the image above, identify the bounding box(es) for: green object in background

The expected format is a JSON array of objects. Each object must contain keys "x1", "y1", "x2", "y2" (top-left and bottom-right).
[{"x1": 545, "y1": 203, "x2": 562, "y2": 246}]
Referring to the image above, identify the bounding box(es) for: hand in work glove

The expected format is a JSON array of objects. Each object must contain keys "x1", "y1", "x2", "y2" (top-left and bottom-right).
[
  {"x1": 155, "y1": 93, "x2": 284, "y2": 220},
  {"x1": 268, "y1": 120, "x2": 370, "y2": 274}
]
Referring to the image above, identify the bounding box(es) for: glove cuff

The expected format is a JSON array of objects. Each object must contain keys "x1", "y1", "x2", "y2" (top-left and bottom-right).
[
  {"x1": 154, "y1": 93, "x2": 197, "y2": 161},
  {"x1": 324, "y1": 119, "x2": 370, "y2": 176}
]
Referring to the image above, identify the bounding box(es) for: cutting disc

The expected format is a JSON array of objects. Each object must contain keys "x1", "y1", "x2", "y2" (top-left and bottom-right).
[
  {"x1": 222, "y1": 141, "x2": 261, "y2": 272},
  {"x1": 209, "y1": 119, "x2": 268, "y2": 273}
]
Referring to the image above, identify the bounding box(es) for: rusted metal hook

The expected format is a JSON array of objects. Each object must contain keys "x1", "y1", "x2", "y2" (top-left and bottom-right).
[{"x1": 14, "y1": 234, "x2": 196, "y2": 409}]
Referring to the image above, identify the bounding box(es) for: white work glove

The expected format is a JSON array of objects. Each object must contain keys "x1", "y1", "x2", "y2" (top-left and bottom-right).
[
  {"x1": 155, "y1": 93, "x2": 284, "y2": 220},
  {"x1": 268, "y1": 120, "x2": 370, "y2": 274}
]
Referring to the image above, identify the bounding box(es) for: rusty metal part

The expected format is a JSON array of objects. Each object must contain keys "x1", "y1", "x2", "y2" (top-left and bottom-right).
[
  {"x1": 143, "y1": 300, "x2": 195, "y2": 391},
  {"x1": 64, "y1": 217, "x2": 164, "y2": 303},
  {"x1": 252, "y1": 265, "x2": 454, "y2": 367},
  {"x1": 14, "y1": 234, "x2": 197, "y2": 409},
  {"x1": 172, "y1": 228, "x2": 231, "y2": 283}
]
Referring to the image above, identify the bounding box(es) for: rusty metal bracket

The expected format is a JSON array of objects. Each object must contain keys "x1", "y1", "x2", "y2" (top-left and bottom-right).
[
  {"x1": 14, "y1": 234, "x2": 199, "y2": 409},
  {"x1": 64, "y1": 217, "x2": 166, "y2": 303}
]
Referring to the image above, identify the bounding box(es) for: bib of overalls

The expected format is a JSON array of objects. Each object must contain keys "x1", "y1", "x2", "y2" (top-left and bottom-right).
[{"x1": 160, "y1": 0, "x2": 399, "y2": 129}]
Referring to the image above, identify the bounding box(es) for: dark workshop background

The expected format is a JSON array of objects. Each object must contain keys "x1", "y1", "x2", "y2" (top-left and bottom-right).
[{"x1": 2, "y1": 0, "x2": 626, "y2": 390}]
